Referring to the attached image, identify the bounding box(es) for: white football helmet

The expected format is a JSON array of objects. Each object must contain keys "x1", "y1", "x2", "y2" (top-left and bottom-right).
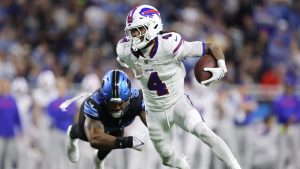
[{"x1": 125, "y1": 5, "x2": 163, "y2": 50}]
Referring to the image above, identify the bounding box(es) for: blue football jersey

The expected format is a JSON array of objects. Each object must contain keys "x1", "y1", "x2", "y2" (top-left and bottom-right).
[{"x1": 83, "y1": 88, "x2": 144, "y2": 133}]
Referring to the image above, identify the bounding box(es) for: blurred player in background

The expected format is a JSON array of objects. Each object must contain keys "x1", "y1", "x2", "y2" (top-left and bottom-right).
[
  {"x1": 46, "y1": 78, "x2": 78, "y2": 169},
  {"x1": 273, "y1": 72, "x2": 300, "y2": 169},
  {"x1": 0, "y1": 78, "x2": 22, "y2": 169},
  {"x1": 32, "y1": 70, "x2": 59, "y2": 169},
  {"x1": 65, "y1": 69, "x2": 147, "y2": 169},
  {"x1": 116, "y1": 4, "x2": 241, "y2": 169}
]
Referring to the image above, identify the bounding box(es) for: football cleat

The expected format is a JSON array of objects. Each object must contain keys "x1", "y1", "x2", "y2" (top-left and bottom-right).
[{"x1": 66, "y1": 125, "x2": 80, "y2": 163}]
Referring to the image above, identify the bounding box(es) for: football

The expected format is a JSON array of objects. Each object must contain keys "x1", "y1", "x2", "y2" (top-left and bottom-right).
[{"x1": 194, "y1": 54, "x2": 217, "y2": 83}]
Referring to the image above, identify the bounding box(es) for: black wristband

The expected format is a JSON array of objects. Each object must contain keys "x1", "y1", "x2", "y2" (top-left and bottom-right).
[{"x1": 115, "y1": 136, "x2": 133, "y2": 148}]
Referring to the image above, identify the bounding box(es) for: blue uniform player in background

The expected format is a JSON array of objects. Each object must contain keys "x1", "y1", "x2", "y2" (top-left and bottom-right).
[{"x1": 65, "y1": 69, "x2": 147, "y2": 169}]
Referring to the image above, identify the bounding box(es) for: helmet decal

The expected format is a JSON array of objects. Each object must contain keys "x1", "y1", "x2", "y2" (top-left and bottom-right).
[
  {"x1": 100, "y1": 69, "x2": 131, "y2": 102},
  {"x1": 127, "y1": 6, "x2": 138, "y2": 24},
  {"x1": 139, "y1": 8, "x2": 160, "y2": 18},
  {"x1": 111, "y1": 69, "x2": 119, "y2": 98}
]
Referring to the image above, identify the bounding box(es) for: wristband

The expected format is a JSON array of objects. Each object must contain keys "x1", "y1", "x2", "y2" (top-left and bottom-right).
[{"x1": 115, "y1": 136, "x2": 133, "y2": 148}]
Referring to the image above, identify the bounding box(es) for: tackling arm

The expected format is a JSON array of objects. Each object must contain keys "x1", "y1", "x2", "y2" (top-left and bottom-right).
[
  {"x1": 84, "y1": 115, "x2": 145, "y2": 151},
  {"x1": 139, "y1": 110, "x2": 148, "y2": 127},
  {"x1": 84, "y1": 115, "x2": 118, "y2": 151}
]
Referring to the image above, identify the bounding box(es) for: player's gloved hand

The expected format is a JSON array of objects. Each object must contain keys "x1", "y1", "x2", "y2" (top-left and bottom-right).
[
  {"x1": 115, "y1": 135, "x2": 145, "y2": 151},
  {"x1": 131, "y1": 134, "x2": 146, "y2": 151},
  {"x1": 201, "y1": 59, "x2": 227, "y2": 86}
]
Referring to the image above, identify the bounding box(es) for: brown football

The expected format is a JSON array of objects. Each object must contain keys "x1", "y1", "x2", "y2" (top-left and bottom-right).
[{"x1": 194, "y1": 54, "x2": 217, "y2": 83}]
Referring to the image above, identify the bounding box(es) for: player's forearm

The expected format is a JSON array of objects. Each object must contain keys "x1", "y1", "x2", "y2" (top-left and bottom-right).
[
  {"x1": 90, "y1": 133, "x2": 139, "y2": 151},
  {"x1": 89, "y1": 133, "x2": 119, "y2": 150},
  {"x1": 180, "y1": 41, "x2": 204, "y2": 59},
  {"x1": 206, "y1": 43, "x2": 225, "y2": 60},
  {"x1": 139, "y1": 111, "x2": 148, "y2": 127}
]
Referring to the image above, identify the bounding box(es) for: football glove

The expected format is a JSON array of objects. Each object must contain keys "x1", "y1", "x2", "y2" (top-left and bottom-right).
[
  {"x1": 201, "y1": 59, "x2": 227, "y2": 86},
  {"x1": 131, "y1": 134, "x2": 146, "y2": 151},
  {"x1": 115, "y1": 135, "x2": 145, "y2": 151}
]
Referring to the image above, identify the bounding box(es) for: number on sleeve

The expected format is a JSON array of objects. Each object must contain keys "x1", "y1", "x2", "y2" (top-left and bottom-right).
[{"x1": 147, "y1": 72, "x2": 169, "y2": 96}]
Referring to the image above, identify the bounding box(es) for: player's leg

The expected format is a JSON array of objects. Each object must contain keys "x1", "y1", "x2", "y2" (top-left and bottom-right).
[
  {"x1": 66, "y1": 103, "x2": 87, "y2": 162},
  {"x1": 69, "y1": 103, "x2": 88, "y2": 141},
  {"x1": 146, "y1": 107, "x2": 190, "y2": 169},
  {"x1": 174, "y1": 95, "x2": 241, "y2": 169},
  {"x1": 94, "y1": 150, "x2": 111, "y2": 169}
]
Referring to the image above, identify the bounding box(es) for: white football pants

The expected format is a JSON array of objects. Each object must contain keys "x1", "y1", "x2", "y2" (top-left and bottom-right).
[{"x1": 146, "y1": 94, "x2": 241, "y2": 169}]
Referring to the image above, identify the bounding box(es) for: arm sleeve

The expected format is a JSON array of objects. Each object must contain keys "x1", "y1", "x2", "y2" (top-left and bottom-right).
[
  {"x1": 175, "y1": 40, "x2": 205, "y2": 61},
  {"x1": 83, "y1": 92, "x2": 102, "y2": 120},
  {"x1": 162, "y1": 32, "x2": 205, "y2": 62}
]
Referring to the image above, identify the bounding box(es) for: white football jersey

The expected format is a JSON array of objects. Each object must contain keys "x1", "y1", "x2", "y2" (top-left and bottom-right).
[{"x1": 117, "y1": 32, "x2": 205, "y2": 111}]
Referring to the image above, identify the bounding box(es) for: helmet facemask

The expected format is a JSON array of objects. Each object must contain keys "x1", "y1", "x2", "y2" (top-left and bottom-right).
[
  {"x1": 125, "y1": 25, "x2": 149, "y2": 50},
  {"x1": 100, "y1": 69, "x2": 132, "y2": 118},
  {"x1": 106, "y1": 99, "x2": 130, "y2": 118}
]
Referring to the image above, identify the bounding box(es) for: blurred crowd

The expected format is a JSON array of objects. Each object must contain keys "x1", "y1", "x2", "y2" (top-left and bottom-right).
[{"x1": 0, "y1": 0, "x2": 300, "y2": 169}]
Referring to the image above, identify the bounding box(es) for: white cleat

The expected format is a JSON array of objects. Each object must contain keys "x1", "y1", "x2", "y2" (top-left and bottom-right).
[{"x1": 66, "y1": 125, "x2": 80, "y2": 163}]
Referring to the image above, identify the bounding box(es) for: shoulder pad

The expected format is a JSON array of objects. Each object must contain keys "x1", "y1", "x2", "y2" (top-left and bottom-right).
[
  {"x1": 83, "y1": 99, "x2": 99, "y2": 118},
  {"x1": 116, "y1": 37, "x2": 131, "y2": 58},
  {"x1": 90, "y1": 90, "x2": 102, "y2": 104},
  {"x1": 161, "y1": 32, "x2": 183, "y2": 55},
  {"x1": 130, "y1": 88, "x2": 140, "y2": 98}
]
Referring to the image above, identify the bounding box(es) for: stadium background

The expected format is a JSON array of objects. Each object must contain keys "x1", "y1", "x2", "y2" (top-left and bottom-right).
[{"x1": 0, "y1": 0, "x2": 300, "y2": 169}]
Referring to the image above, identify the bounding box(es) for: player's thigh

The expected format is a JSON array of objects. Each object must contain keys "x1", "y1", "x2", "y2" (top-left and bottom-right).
[
  {"x1": 174, "y1": 95, "x2": 204, "y2": 132},
  {"x1": 146, "y1": 109, "x2": 174, "y2": 143}
]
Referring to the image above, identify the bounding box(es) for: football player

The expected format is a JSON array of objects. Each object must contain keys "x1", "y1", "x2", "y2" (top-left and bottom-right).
[
  {"x1": 65, "y1": 69, "x2": 147, "y2": 169},
  {"x1": 116, "y1": 5, "x2": 241, "y2": 169}
]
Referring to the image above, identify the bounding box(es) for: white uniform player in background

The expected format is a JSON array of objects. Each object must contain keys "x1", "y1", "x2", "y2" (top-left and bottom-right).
[
  {"x1": 116, "y1": 4, "x2": 241, "y2": 169},
  {"x1": 11, "y1": 77, "x2": 35, "y2": 169},
  {"x1": 32, "y1": 70, "x2": 59, "y2": 169}
]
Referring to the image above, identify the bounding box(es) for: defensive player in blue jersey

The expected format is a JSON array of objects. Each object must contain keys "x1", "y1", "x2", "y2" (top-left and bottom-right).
[{"x1": 65, "y1": 69, "x2": 147, "y2": 169}]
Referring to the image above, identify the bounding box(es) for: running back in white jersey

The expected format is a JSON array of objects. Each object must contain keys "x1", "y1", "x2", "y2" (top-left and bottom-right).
[{"x1": 117, "y1": 32, "x2": 205, "y2": 111}]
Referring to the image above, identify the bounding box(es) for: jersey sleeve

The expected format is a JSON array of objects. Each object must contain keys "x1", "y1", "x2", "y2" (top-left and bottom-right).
[
  {"x1": 116, "y1": 37, "x2": 132, "y2": 68},
  {"x1": 83, "y1": 91, "x2": 102, "y2": 119},
  {"x1": 162, "y1": 32, "x2": 205, "y2": 62}
]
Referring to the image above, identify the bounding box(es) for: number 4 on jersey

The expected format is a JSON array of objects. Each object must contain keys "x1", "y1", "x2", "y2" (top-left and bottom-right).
[{"x1": 147, "y1": 72, "x2": 169, "y2": 96}]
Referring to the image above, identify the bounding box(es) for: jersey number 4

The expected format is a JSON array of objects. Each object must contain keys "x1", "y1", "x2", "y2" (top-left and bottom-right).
[{"x1": 147, "y1": 72, "x2": 169, "y2": 96}]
